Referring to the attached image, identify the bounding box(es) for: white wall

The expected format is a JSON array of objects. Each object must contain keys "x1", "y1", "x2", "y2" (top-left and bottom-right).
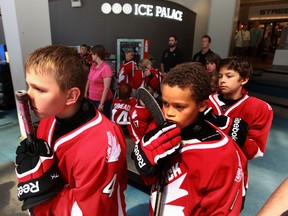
[
  {"x1": 167, "y1": 0, "x2": 212, "y2": 57},
  {"x1": 208, "y1": 0, "x2": 239, "y2": 58},
  {"x1": 0, "y1": 0, "x2": 52, "y2": 138},
  {"x1": 168, "y1": 0, "x2": 239, "y2": 58}
]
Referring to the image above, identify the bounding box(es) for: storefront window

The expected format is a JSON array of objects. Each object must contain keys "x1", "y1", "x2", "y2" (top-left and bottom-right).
[{"x1": 278, "y1": 23, "x2": 288, "y2": 49}]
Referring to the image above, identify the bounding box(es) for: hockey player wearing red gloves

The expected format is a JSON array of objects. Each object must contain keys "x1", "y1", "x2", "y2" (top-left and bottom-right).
[
  {"x1": 138, "y1": 58, "x2": 163, "y2": 100},
  {"x1": 207, "y1": 56, "x2": 273, "y2": 160},
  {"x1": 132, "y1": 62, "x2": 247, "y2": 215},
  {"x1": 15, "y1": 45, "x2": 127, "y2": 215}
]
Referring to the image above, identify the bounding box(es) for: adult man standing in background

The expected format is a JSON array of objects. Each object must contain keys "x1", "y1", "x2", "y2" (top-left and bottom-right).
[
  {"x1": 248, "y1": 21, "x2": 263, "y2": 62},
  {"x1": 192, "y1": 35, "x2": 215, "y2": 65},
  {"x1": 160, "y1": 35, "x2": 183, "y2": 73},
  {"x1": 234, "y1": 23, "x2": 250, "y2": 57}
]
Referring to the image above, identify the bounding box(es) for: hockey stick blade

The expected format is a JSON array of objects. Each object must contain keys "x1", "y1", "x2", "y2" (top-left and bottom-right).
[{"x1": 137, "y1": 87, "x2": 165, "y2": 126}]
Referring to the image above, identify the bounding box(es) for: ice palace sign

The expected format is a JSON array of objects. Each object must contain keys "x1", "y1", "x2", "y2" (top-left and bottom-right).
[{"x1": 101, "y1": 2, "x2": 183, "y2": 21}]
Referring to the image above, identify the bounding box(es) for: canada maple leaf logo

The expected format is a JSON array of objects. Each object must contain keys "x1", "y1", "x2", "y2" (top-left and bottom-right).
[
  {"x1": 151, "y1": 173, "x2": 188, "y2": 216},
  {"x1": 118, "y1": 68, "x2": 125, "y2": 83}
]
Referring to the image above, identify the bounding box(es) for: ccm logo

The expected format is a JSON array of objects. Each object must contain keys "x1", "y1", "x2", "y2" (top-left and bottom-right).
[{"x1": 18, "y1": 181, "x2": 40, "y2": 197}]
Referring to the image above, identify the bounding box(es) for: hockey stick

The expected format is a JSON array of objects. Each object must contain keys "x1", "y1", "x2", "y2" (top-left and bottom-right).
[
  {"x1": 15, "y1": 90, "x2": 36, "y2": 152},
  {"x1": 137, "y1": 87, "x2": 166, "y2": 216}
]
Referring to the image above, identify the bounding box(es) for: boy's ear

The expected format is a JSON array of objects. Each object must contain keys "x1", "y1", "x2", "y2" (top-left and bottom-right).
[
  {"x1": 240, "y1": 77, "x2": 249, "y2": 86},
  {"x1": 198, "y1": 100, "x2": 208, "y2": 113},
  {"x1": 66, "y1": 87, "x2": 81, "y2": 105}
]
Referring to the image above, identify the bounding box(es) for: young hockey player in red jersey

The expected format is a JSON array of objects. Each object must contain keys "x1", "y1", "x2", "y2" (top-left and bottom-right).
[
  {"x1": 15, "y1": 45, "x2": 127, "y2": 215},
  {"x1": 138, "y1": 58, "x2": 163, "y2": 98},
  {"x1": 118, "y1": 50, "x2": 138, "y2": 88},
  {"x1": 132, "y1": 62, "x2": 247, "y2": 215},
  {"x1": 129, "y1": 58, "x2": 163, "y2": 97},
  {"x1": 207, "y1": 56, "x2": 273, "y2": 160},
  {"x1": 111, "y1": 83, "x2": 137, "y2": 133},
  {"x1": 127, "y1": 86, "x2": 157, "y2": 144}
]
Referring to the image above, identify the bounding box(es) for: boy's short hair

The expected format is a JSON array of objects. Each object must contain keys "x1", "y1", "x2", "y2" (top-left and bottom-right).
[
  {"x1": 91, "y1": 44, "x2": 106, "y2": 60},
  {"x1": 219, "y1": 56, "x2": 252, "y2": 79},
  {"x1": 139, "y1": 58, "x2": 152, "y2": 70},
  {"x1": 25, "y1": 45, "x2": 88, "y2": 100},
  {"x1": 125, "y1": 50, "x2": 134, "y2": 57},
  {"x1": 119, "y1": 83, "x2": 132, "y2": 101},
  {"x1": 163, "y1": 62, "x2": 211, "y2": 104},
  {"x1": 80, "y1": 44, "x2": 89, "y2": 49}
]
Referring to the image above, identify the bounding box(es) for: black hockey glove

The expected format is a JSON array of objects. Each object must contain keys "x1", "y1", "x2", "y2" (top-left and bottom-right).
[
  {"x1": 228, "y1": 117, "x2": 248, "y2": 148},
  {"x1": 15, "y1": 138, "x2": 64, "y2": 210},
  {"x1": 133, "y1": 121, "x2": 181, "y2": 176},
  {"x1": 204, "y1": 108, "x2": 248, "y2": 147},
  {"x1": 204, "y1": 108, "x2": 231, "y2": 129}
]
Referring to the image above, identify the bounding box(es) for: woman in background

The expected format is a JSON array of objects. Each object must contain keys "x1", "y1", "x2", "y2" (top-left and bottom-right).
[{"x1": 85, "y1": 44, "x2": 113, "y2": 118}]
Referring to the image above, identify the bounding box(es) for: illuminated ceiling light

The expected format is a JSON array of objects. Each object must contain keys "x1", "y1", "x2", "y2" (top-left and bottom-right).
[
  {"x1": 112, "y1": 3, "x2": 122, "y2": 14},
  {"x1": 123, "y1": 3, "x2": 133, "y2": 15},
  {"x1": 101, "y1": 3, "x2": 112, "y2": 14}
]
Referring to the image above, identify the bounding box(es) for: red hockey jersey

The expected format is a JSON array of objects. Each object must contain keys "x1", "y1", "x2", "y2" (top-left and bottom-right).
[
  {"x1": 144, "y1": 68, "x2": 163, "y2": 93},
  {"x1": 131, "y1": 69, "x2": 145, "y2": 90},
  {"x1": 208, "y1": 89, "x2": 273, "y2": 160},
  {"x1": 142, "y1": 123, "x2": 246, "y2": 215},
  {"x1": 118, "y1": 60, "x2": 137, "y2": 87},
  {"x1": 130, "y1": 68, "x2": 163, "y2": 93},
  {"x1": 32, "y1": 111, "x2": 127, "y2": 216},
  {"x1": 111, "y1": 97, "x2": 137, "y2": 125},
  {"x1": 127, "y1": 104, "x2": 157, "y2": 143}
]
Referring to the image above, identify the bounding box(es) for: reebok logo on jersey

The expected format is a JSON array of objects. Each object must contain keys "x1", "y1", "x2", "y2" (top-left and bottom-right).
[
  {"x1": 18, "y1": 181, "x2": 40, "y2": 198},
  {"x1": 134, "y1": 144, "x2": 146, "y2": 168},
  {"x1": 230, "y1": 118, "x2": 241, "y2": 142}
]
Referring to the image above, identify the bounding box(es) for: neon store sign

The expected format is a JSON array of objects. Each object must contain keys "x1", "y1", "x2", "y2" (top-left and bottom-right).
[{"x1": 101, "y1": 3, "x2": 183, "y2": 21}]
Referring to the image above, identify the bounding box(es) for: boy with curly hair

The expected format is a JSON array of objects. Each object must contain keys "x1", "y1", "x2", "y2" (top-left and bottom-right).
[{"x1": 132, "y1": 62, "x2": 247, "y2": 215}]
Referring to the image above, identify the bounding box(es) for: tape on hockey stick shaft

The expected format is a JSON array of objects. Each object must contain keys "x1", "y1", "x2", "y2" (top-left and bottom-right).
[{"x1": 15, "y1": 90, "x2": 36, "y2": 152}]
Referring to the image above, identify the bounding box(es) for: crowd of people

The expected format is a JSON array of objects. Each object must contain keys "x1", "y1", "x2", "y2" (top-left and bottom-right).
[
  {"x1": 233, "y1": 21, "x2": 274, "y2": 62},
  {"x1": 13, "y1": 26, "x2": 283, "y2": 215}
]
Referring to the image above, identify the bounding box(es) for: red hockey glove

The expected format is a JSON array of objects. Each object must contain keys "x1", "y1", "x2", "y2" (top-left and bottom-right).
[
  {"x1": 133, "y1": 122, "x2": 181, "y2": 176},
  {"x1": 15, "y1": 138, "x2": 64, "y2": 210},
  {"x1": 204, "y1": 108, "x2": 248, "y2": 147}
]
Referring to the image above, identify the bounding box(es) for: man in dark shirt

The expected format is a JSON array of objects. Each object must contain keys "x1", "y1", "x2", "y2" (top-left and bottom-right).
[
  {"x1": 160, "y1": 35, "x2": 183, "y2": 73},
  {"x1": 192, "y1": 35, "x2": 214, "y2": 65}
]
